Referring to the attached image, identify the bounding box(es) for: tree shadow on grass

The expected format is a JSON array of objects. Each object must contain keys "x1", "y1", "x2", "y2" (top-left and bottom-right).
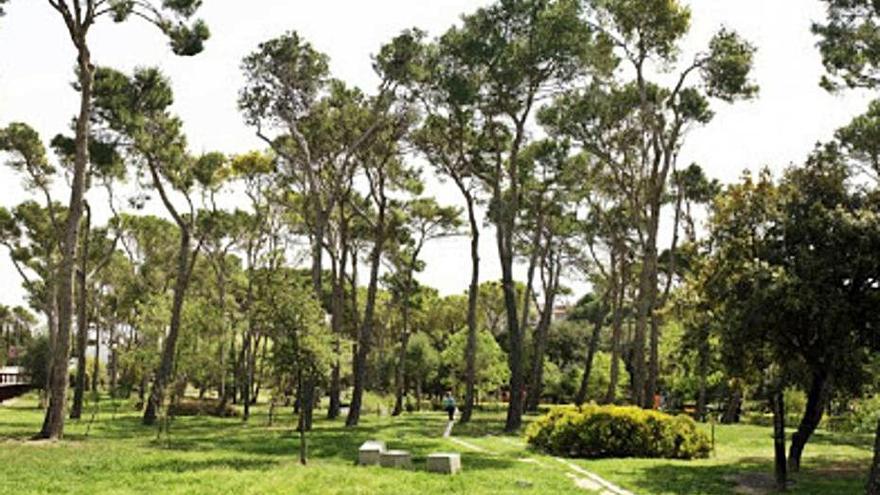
[
  {"x1": 140, "y1": 457, "x2": 279, "y2": 473},
  {"x1": 598, "y1": 455, "x2": 869, "y2": 495},
  {"x1": 809, "y1": 430, "x2": 873, "y2": 452}
]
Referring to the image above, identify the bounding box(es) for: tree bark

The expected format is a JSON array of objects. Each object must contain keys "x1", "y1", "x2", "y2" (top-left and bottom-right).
[
  {"x1": 604, "y1": 249, "x2": 627, "y2": 405},
  {"x1": 772, "y1": 388, "x2": 788, "y2": 491},
  {"x1": 526, "y1": 253, "x2": 560, "y2": 412},
  {"x1": 143, "y1": 228, "x2": 193, "y2": 425},
  {"x1": 39, "y1": 37, "x2": 93, "y2": 440},
  {"x1": 788, "y1": 370, "x2": 831, "y2": 473},
  {"x1": 346, "y1": 197, "x2": 386, "y2": 427},
  {"x1": 576, "y1": 290, "x2": 609, "y2": 406},
  {"x1": 71, "y1": 205, "x2": 91, "y2": 420},
  {"x1": 460, "y1": 189, "x2": 479, "y2": 424}
]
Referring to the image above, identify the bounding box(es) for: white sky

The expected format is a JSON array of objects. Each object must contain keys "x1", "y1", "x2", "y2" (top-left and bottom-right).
[{"x1": 0, "y1": 0, "x2": 874, "y2": 311}]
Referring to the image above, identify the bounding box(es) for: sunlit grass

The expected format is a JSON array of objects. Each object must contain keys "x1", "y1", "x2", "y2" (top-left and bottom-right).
[{"x1": 0, "y1": 394, "x2": 872, "y2": 494}]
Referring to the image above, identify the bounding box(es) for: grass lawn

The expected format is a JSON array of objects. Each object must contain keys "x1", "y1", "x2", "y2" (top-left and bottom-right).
[{"x1": 0, "y1": 394, "x2": 872, "y2": 494}]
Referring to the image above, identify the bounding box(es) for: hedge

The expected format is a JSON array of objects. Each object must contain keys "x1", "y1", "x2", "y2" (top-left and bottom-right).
[{"x1": 525, "y1": 404, "x2": 711, "y2": 460}]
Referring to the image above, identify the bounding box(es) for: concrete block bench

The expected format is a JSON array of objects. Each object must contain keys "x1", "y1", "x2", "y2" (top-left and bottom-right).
[
  {"x1": 427, "y1": 453, "x2": 461, "y2": 474},
  {"x1": 379, "y1": 450, "x2": 412, "y2": 469},
  {"x1": 358, "y1": 440, "x2": 386, "y2": 466}
]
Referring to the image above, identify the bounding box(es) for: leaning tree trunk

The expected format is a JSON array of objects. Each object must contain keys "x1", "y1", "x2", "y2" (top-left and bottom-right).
[
  {"x1": 460, "y1": 191, "x2": 480, "y2": 424},
  {"x1": 788, "y1": 370, "x2": 831, "y2": 473},
  {"x1": 576, "y1": 291, "x2": 609, "y2": 406},
  {"x1": 867, "y1": 416, "x2": 880, "y2": 495},
  {"x1": 39, "y1": 41, "x2": 93, "y2": 440},
  {"x1": 71, "y1": 206, "x2": 91, "y2": 420},
  {"x1": 346, "y1": 213, "x2": 386, "y2": 427},
  {"x1": 143, "y1": 227, "x2": 192, "y2": 426},
  {"x1": 527, "y1": 254, "x2": 560, "y2": 412}
]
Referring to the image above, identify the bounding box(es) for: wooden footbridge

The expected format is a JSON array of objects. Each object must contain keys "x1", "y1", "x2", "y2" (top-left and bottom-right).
[{"x1": 0, "y1": 367, "x2": 33, "y2": 403}]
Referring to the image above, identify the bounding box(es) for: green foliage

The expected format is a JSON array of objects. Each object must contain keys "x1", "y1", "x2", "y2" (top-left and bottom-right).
[
  {"x1": 20, "y1": 334, "x2": 49, "y2": 388},
  {"x1": 828, "y1": 395, "x2": 880, "y2": 434},
  {"x1": 442, "y1": 327, "x2": 509, "y2": 393},
  {"x1": 526, "y1": 404, "x2": 711, "y2": 460},
  {"x1": 814, "y1": 0, "x2": 880, "y2": 90}
]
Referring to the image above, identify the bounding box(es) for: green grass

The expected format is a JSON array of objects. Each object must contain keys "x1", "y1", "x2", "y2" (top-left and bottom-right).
[{"x1": 0, "y1": 395, "x2": 873, "y2": 494}]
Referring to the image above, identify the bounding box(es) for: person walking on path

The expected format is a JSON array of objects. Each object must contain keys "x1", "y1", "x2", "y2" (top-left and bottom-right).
[{"x1": 442, "y1": 391, "x2": 457, "y2": 421}]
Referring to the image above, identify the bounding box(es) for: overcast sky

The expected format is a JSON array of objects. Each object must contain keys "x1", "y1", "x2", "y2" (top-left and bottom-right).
[{"x1": 0, "y1": 0, "x2": 874, "y2": 311}]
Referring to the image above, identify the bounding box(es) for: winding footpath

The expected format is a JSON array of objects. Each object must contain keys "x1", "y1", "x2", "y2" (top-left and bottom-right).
[{"x1": 444, "y1": 419, "x2": 637, "y2": 495}]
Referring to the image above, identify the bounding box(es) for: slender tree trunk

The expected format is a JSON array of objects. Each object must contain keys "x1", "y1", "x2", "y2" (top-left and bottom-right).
[
  {"x1": 772, "y1": 388, "x2": 788, "y2": 491},
  {"x1": 91, "y1": 321, "x2": 100, "y2": 394},
  {"x1": 71, "y1": 206, "x2": 91, "y2": 419},
  {"x1": 460, "y1": 192, "x2": 479, "y2": 424},
  {"x1": 346, "y1": 203, "x2": 386, "y2": 427},
  {"x1": 604, "y1": 250, "x2": 627, "y2": 404},
  {"x1": 696, "y1": 324, "x2": 710, "y2": 421},
  {"x1": 143, "y1": 228, "x2": 193, "y2": 425},
  {"x1": 576, "y1": 290, "x2": 610, "y2": 406},
  {"x1": 788, "y1": 370, "x2": 831, "y2": 473},
  {"x1": 327, "y1": 241, "x2": 347, "y2": 419},
  {"x1": 108, "y1": 319, "x2": 117, "y2": 397},
  {"x1": 500, "y1": 231, "x2": 524, "y2": 432},
  {"x1": 40, "y1": 40, "x2": 93, "y2": 439},
  {"x1": 297, "y1": 368, "x2": 307, "y2": 465},
  {"x1": 527, "y1": 254, "x2": 560, "y2": 412},
  {"x1": 867, "y1": 416, "x2": 880, "y2": 495},
  {"x1": 392, "y1": 292, "x2": 412, "y2": 416}
]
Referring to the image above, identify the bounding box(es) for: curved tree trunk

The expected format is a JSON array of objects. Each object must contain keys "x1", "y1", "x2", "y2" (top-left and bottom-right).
[
  {"x1": 576, "y1": 290, "x2": 609, "y2": 406},
  {"x1": 788, "y1": 370, "x2": 831, "y2": 473},
  {"x1": 143, "y1": 228, "x2": 193, "y2": 426},
  {"x1": 346, "y1": 200, "x2": 386, "y2": 427}
]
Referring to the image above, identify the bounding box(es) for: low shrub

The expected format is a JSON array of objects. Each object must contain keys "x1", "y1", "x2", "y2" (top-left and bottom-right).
[
  {"x1": 168, "y1": 398, "x2": 239, "y2": 418},
  {"x1": 525, "y1": 404, "x2": 711, "y2": 460},
  {"x1": 827, "y1": 396, "x2": 880, "y2": 434}
]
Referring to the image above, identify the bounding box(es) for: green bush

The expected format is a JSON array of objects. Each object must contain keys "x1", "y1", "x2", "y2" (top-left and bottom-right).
[
  {"x1": 525, "y1": 404, "x2": 711, "y2": 460},
  {"x1": 168, "y1": 398, "x2": 239, "y2": 417},
  {"x1": 827, "y1": 395, "x2": 880, "y2": 434}
]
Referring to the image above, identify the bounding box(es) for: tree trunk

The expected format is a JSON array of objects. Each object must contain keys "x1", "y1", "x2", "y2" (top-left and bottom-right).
[
  {"x1": 576, "y1": 292, "x2": 608, "y2": 406},
  {"x1": 346, "y1": 205, "x2": 386, "y2": 427},
  {"x1": 867, "y1": 416, "x2": 880, "y2": 495},
  {"x1": 526, "y1": 254, "x2": 560, "y2": 412},
  {"x1": 91, "y1": 321, "x2": 100, "y2": 394},
  {"x1": 772, "y1": 388, "x2": 788, "y2": 491},
  {"x1": 39, "y1": 41, "x2": 93, "y2": 440},
  {"x1": 604, "y1": 250, "x2": 627, "y2": 404},
  {"x1": 71, "y1": 206, "x2": 91, "y2": 420},
  {"x1": 500, "y1": 231, "x2": 524, "y2": 432},
  {"x1": 143, "y1": 228, "x2": 192, "y2": 426},
  {"x1": 327, "y1": 243, "x2": 346, "y2": 420},
  {"x1": 696, "y1": 324, "x2": 710, "y2": 421},
  {"x1": 460, "y1": 192, "x2": 479, "y2": 424},
  {"x1": 788, "y1": 370, "x2": 831, "y2": 473},
  {"x1": 108, "y1": 319, "x2": 117, "y2": 397}
]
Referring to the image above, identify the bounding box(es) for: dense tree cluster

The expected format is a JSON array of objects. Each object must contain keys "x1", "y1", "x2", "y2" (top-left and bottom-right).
[{"x1": 0, "y1": 1, "x2": 878, "y2": 491}]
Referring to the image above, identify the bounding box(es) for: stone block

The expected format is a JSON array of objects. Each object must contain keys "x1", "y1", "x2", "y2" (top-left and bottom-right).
[
  {"x1": 427, "y1": 452, "x2": 461, "y2": 474},
  {"x1": 379, "y1": 449, "x2": 412, "y2": 469},
  {"x1": 358, "y1": 440, "x2": 386, "y2": 466}
]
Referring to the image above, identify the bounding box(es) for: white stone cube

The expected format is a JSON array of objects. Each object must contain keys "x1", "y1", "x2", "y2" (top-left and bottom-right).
[
  {"x1": 427, "y1": 453, "x2": 461, "y2": 475},
  {"x1": 358, "y1": 440, "x2": 386, "y2": 466}
]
